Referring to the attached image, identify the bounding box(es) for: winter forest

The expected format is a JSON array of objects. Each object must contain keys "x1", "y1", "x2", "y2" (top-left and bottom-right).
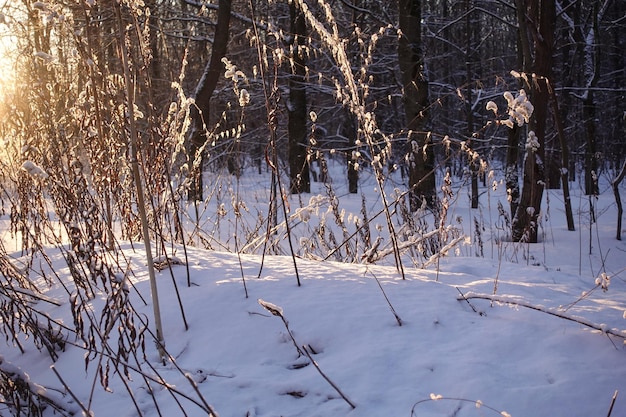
[{"x1": 0, "y1": 0, "x2": 625, "y2": 416}]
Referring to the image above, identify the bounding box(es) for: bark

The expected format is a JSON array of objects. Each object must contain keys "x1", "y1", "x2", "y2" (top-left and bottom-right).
[
  {"x1": 505, "y1": 124, "x2": 520, "y2": 217},
  {"x1": 613, "y1": 160, "x2": 626, "y2": 240},
  {"x1": 344, "y1": 0, "x2": 362, "y2": 194},
  {"x1": 512, "y1": 0, "x2": 554, "y2": 243},
  {"x1": 514, "y1": 0, "x2": 532, "y2": 71},
  {"x1": 583, "y1": 96, "x2": 599, "y2": 195},
  {"x1": 188, "y1": 0, "x2": 232, "y2": 201},
  {"x1": 505, "y1": 6, "x2": 525, "y2": 222},
  {"x1": 548, "y1": 82, "x2": 575, "y2": 231},
  {"x1": 466, "y1": 0, "x2": 478, "y2": 209},
  {"x1": 559, "y1": 12, "x2": 576, "y2": 183},
  {"x1": 344, "y1": 109, "x2": 359, "y2": 194},
  {"x1": 583, "y1": 1, "x2": 601, "y2": 196},
  {"x1": 545, "y1": 149, "x2": 561, "y2": 189},
  {"x1": 512, "y1": 140, "x2": 545, "y2": 243},
  {"x1": 288, "y1": 0, "x2": 310, "y2": 194},
  {"x1": 398, "y1": 0, "x2": 435, "y2": 211}
]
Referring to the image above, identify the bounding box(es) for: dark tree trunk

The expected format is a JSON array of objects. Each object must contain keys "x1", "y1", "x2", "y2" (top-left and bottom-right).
[
  {"x1": 398, "y1": 0, "x2": 435, "y2": 211},
  {"x1": 583, "y1": 94, "x2": 599, "y2": 195},
  {"x1": 188, "y1": 0, "x2": 231, "y2": 201},
  {"x1": 512, "y1": 0, "x2": 554, "y2": 243},
  {"x1": 613, "y1": 159, "x2": 626, "y2": 240},
  {"x1": 287, "y1": 0, "x2": 310, "y2": 194},
  {"x1": 505, "y1": 8, "x2": 526, "y2": 222},
  {"x1": 506, "y1": 124, "x2": 521, "y2": 218},
  {"x1": 344, "y1": 0, "x2": 362, "y2": 194},
  {"x1": 146, "y1": 0, "x2": 164, "y2": 102},
  {"x1": 465, "y1": 0, "x2": 479, "y2": 209},
  {"x1": 512, "y1": 135, "x2": 545, "y2": 243},
  {"x1": 559, "y1": 11, "x2": 574, "y2": 184},
  {"x1": 441, "y1": 0, "x2": 452, "y2": 175},
  {"x1": 549, "y1": 85, "x2": 576, "y2": 231},
  {"x1": 344, "y1": 109, "x2": 359, "y2": 194},
  {"x1": 583, "y1": 1, "x2": 600, "y2": 196},
  {"x1": 545, "y1": 147, "x2": 561, "y2": 189}
]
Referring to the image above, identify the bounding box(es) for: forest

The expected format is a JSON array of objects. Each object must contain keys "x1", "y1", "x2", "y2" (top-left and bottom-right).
[
  {"x1": 0, "y1": 0, "x2": 625, "y2": 416},
  {"x1": 0, "y1": 0, "x2": 624, "y2": 245}
]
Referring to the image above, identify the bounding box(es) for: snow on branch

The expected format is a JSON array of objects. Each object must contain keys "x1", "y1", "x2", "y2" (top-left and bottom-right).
[
  {"x1": 457, "y1": 293, "x2": 626, "y2": 341},
  {"x1": 0, "y1": 356, "x2": 75, "y2": 416},
  {"x1": 20, "y1": 161, "x2": 49, "y2": 180}
]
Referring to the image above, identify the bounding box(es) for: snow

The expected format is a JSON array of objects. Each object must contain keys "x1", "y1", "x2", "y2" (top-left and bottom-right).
[
  {"x1": 20, "y1": 160, "x2": 49, "y2": 179},
  {"x1": 1, "y1": 163, "x2": 625, "y2": 417}
]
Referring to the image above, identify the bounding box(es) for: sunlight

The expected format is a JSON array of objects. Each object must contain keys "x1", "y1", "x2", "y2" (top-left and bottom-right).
[{"x1": 0, "y1": 11, "x2": 17, "y2": 104}]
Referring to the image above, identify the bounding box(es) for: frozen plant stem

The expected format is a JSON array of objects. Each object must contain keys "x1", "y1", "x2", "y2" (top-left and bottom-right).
[
  {"x1": 459, "y1": 293, "x2": 626, "y2": 341},
  {"x1": 257, "y1": 300, "x2": 355, "y2": 409},
  {"x1": 50, "y1": 365, "x2": 92, "y2": 416},
  {"x1": 456, "y1": 287, "x2": 482, "y2": 315},
  {"x1": 248, "y1": 0, "x2": 301, "y2": 286},
  {"x1": 294, "y1": 0, "x2": 405, "y2": 278},
  {"x1": 606, "y1": 390, "x2": 618, "y2": 417},
  {"x1": 258, "y1": 299, "x2": 303, "y2": 356},
  {"x1": 302, "y1": 345, "x2": 356, "y2": 409},
  {"x1": 115, "y1": 3, "x2": 165, "y2": 362},
  {"x1": 410, "y1": 396, "x2": 508, "y2": 417},
  {"x1": 370, "y1": 271, "x2": 402, "y2": 326}
]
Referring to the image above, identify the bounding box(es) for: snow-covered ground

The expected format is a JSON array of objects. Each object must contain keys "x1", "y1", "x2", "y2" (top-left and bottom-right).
[{"x1": 1, "y1": 164, "x2": 625, "y2": 417}]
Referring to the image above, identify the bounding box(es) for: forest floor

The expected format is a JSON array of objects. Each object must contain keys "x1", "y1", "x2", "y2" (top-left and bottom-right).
[{"x1": 1, "y1": 164, "x2": 625, "y2": 417}]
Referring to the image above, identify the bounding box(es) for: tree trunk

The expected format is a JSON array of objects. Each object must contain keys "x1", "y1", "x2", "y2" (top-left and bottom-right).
[
  {"x1": 466, "y1": 0, "x2": 478, "y2": 209},
  {"x1": 287, "y1": 0, "x2": 310, "y2": 194},
  {"x1": 613, "y1": 93, "x2": 626, "y2": 240},
  {"x1": 548, "y1": 82, "x2": 575, "y2": 231},
  {"x1": 146, "y1": 0, "x2": 165, "y2": 103},
  {"x1": 188, "y1": 0, "x2": 232, "y2": 201},
  {"x1": 506, "y1": 124, "x2": 521, "y2": 218},
  {"x1": 512, "y1": 133, "x2": 545, "y2": 243},
  {"x1": 583, "y1": 1, "x2": 600, "y2": 196},
  {"x1": 613, "y1": 159, "x2": 626, "y2": 240},
  {"x1": 344, "y1": 0, "x2": 362, "y2": 195},
  {"x1": 583, "y1": 95, "x2": 599, "y2": 195},
  {"x1": 545, "y1": 148, "x2": 561, "y2": 189},
  {"x1": 512, "y1": 0, "x2": 555, "y2": 243},
  {"x1": 505, "y1": 8, "x2": 526, "y2": 222},
  {"x1": 344, "y1": 109, "x2": 359, "y2": 194},
  {"x1": 398, "y1": 0, "x2": 435, "y2": 211}
]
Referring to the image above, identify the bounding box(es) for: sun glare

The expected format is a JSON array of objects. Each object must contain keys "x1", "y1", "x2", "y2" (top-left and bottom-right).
[
  {"x1": 0, "y1": 13, "x2": 17, "y2": 125},
  {"x1": 0, "y1": 3, "x2": 20, "y2": 98},
  {"x1": 0, "y1": 31, "x2": 16, "y2": 89}
]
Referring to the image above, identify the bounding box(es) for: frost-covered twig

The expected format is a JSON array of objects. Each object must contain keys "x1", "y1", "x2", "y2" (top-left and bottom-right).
[
  {"x1": 410, "y1": 395, "x2": 510, "y2": 416},
  {"x1": 377, "y1": 229, "x2": 440, "y2": 261},
  {"x1": 293, "y1": 0, "x2": 405, "y2": 277},
  {"x1": 60, "y1": 333, "x2": 218, "y2": 415},
  {"x1": 560, "y1": 273, "x2": 610, "y2": 313},
  {"x1": 457, "y1": 292, "x2": 626, "y2": 340},
  {"x1": 423, "y1": 235, "x2": 466, "y2": 268},
  {"x1": 0, "y1": 358, "x2": 75, "y2": 417},
  {"x1": 258, "y1": 299, "x2": 303, "y2": 356}
]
